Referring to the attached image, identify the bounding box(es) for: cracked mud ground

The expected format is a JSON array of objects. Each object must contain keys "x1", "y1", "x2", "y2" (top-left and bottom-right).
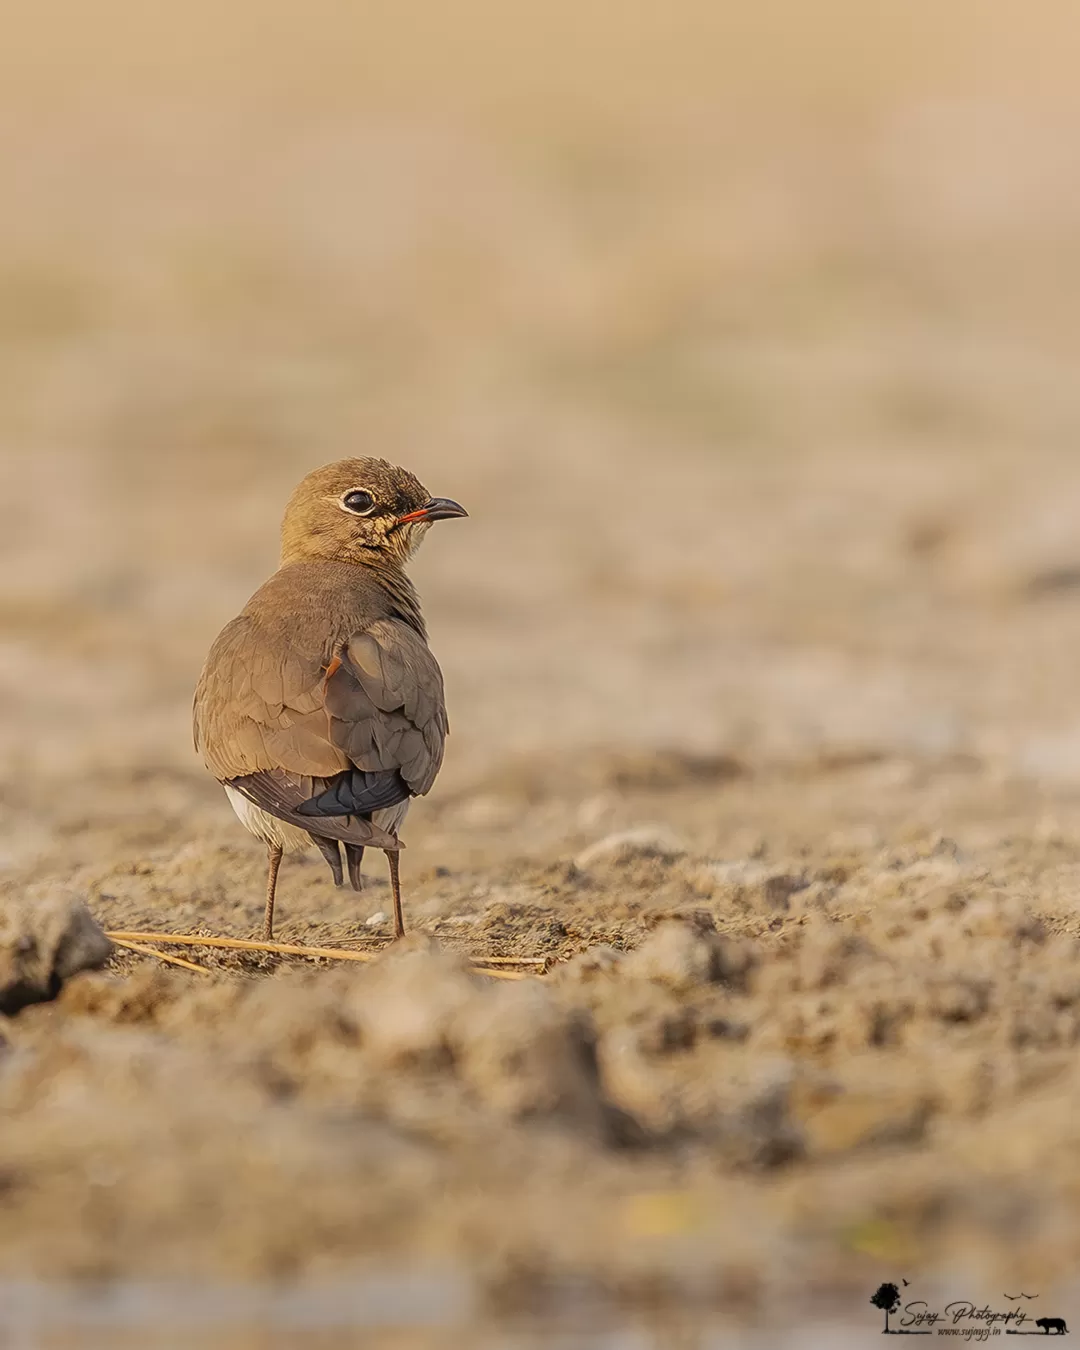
[{"x1": 5, "y1": 1, "x2": 1080, "y2": 1339}]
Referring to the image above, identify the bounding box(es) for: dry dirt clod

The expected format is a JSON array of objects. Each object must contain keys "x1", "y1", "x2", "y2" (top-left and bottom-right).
[
  {"x1": 790, "y1": 1068, "x2": 935, "y2": 1156},
  {"x1": 623, "y1": 920, "x2": 756, "y2": 993},
  {"x1": 0, "y1": 895, "x2": 113, "y2": 1017},
  {"x1": 622, "y1": 921, "x2": 717, "y2": 989},
  {"x1": 344, "y1": 941, "x2": 479, "y2": 1068},
  {"x1": 552, "y1": 945, "x2": 625, "y2": 983},
  {"x1": 452, "y1": 982, "x2": 613, "y2": 1139}
]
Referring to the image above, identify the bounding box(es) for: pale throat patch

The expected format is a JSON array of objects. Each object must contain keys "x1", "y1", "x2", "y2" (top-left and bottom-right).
[{"x1": 401, "y1": 520, "x2": 432, "y2": 557}]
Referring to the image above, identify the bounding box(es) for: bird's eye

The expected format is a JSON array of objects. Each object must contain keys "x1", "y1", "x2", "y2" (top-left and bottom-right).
[{"x1": 341, "y1": 490, "x2": 376, "y2": 515}]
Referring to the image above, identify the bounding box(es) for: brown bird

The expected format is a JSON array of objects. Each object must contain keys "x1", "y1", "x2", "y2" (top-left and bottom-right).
[{"x1": 193, "y1": 458, "x2": 467, "y2": 940}]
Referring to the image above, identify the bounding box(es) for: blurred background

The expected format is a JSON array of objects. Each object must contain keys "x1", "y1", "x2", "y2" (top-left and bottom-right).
[
  {"x1": 6, "y1": 0, "x2": 1080, "y2": 1337},
  {"x1": 5, "y1": 0, "x2": 1080, "y2": 816}
]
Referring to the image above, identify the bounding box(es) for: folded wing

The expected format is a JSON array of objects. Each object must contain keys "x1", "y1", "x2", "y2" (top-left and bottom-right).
[{"x1": 194, "y1": 615, "x2": 448, "y2": 848}]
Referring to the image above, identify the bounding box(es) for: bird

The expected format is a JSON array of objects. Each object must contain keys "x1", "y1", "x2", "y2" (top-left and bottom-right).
[{"x1": 193, "y1": 457, "x2": 467, "y2": 941}]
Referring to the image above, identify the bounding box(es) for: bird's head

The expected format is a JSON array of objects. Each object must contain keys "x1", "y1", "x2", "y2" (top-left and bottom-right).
[{"x1": 280, "y1": 458, "x2": 467, "y2": 567}]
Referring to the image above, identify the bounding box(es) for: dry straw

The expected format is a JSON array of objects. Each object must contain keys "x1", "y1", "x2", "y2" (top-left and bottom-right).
[{"x1": 106, "y1": 930, "x2": 544, "y2": 979}]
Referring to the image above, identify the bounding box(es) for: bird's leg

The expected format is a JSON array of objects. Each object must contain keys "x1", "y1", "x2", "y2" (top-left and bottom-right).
[
  {"x1": 386, "y1": 848, "x2": 405, "y2": 938},
  {"x1": 343, "y1": 843, "x2": 365, "y2": 892},
  {"x1": 264, "y1": 844, "x2": 283, "y2": 941}
]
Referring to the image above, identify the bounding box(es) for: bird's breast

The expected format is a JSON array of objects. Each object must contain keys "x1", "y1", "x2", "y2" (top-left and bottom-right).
[{"x1": 224, "y1": 786, "x2": 313, "y2": 853}]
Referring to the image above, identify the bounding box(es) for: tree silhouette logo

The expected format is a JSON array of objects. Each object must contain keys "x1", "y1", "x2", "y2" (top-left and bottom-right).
[{"x1": 871, "y1": 1283, "x2": 902, "y2": 1334}]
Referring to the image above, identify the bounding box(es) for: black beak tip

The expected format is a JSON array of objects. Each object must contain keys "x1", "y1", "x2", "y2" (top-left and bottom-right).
[{"x1": 424, "y1": 497, "x2": 469, "y2": 521}]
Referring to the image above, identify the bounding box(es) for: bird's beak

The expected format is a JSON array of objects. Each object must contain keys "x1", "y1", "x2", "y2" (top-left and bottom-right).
[{"x1": 396, "y1": 497, "x2": 469, "y2": 524}]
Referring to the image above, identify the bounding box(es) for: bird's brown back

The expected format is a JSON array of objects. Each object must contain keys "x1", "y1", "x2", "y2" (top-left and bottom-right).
[{"x1": 193, "y1": 558, "x2": 442, "y2": 786}]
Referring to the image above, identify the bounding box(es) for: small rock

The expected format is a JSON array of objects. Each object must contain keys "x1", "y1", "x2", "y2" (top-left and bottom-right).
[
  {"x1": 365, "y1": 912, "x2": 388, "y2": 928},
  {"x1": 0, "y1": 895, "x2": 112, "y2": 1016},
  {"x1": 576, "y1": 827, "x2": 687, "y2": 869}
]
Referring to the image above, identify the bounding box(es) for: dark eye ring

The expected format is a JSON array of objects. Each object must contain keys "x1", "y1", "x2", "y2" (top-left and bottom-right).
[{"x1": 341, "y1": 490, "x2": 376, "y2": 516}]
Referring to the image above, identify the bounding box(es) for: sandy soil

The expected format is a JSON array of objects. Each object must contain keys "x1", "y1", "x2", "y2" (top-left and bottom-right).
[{"x1": 5, "y1": 2, "x2": 1080, "y2": 1341}]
